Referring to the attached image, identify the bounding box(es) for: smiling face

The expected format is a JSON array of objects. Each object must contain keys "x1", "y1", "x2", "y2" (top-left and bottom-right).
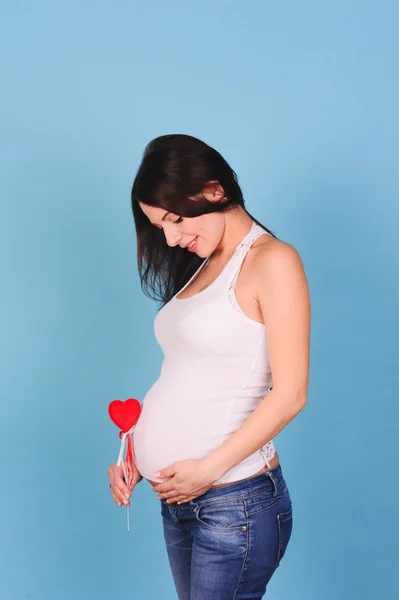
[
  {"x1": 138, "y1": 203, "x2": 228, "y2": 258},
  {"x1": 138, "y1": 183, "x2": 228, "y2": 258}
]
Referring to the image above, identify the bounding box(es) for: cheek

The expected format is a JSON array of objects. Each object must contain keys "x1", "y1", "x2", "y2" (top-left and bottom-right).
[
  {"x1": 181, "y1": 222, "x2": 200, "y2": 238},
  {"x1": 186, "y1": 215, "x2": 207, "y2": 238}
]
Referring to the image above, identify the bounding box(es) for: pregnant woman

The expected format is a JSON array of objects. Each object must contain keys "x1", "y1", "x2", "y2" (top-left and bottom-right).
[{"x1": 108, "y1": 134, "x2": 311, "y2": 599}]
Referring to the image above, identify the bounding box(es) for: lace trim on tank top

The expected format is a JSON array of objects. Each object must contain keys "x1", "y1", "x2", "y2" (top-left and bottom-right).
[{"x1": 228, "y1": 223, "x2": 268, "y2": 317}]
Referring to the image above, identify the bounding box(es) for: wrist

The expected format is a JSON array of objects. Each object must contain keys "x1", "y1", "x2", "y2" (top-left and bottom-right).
[{"x1": 201, "y1": 452, "x2": 229, "y2": 483}]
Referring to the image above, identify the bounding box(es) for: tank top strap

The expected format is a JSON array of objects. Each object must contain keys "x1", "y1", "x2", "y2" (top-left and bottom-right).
[{"x1": 224, "y1": 221, "x2": 271, "y2": 291}]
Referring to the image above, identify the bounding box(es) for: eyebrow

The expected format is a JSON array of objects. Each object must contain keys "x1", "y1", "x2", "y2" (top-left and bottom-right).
[{"x1": 150, "y1": 211, "x2": 171, "y2": 226}]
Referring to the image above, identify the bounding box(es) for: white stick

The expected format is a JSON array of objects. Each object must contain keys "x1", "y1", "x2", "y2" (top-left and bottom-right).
[
  {"x1": 121, "y1": 460, "x2": 130, "y2": 533},
  {"x1": 116, "y1": 428, "x2": 137, "y2": 534}
]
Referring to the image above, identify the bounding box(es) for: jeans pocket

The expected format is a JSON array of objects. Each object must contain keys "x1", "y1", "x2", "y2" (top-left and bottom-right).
[
  {"x1": 277, "y1": 503, "x2": 293, "y2": 564},
  {"x1": 193, "y1": 500, "x2": 247, "y2": 531}
]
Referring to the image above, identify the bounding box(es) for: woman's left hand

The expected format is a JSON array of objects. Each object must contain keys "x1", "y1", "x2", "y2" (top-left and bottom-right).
[{"x1": 152, "y1": 458, "x2": 219, "y2": 504}]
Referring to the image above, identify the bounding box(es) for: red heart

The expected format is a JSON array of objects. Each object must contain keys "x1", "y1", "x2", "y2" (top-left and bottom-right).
[{"x1": 108, "y1": 398, "x2": 141, "y2": 432}]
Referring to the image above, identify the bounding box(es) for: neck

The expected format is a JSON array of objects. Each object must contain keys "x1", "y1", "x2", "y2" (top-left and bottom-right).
[{"x1": 211, "y1": 208, "x2": 254, "y2": 260}]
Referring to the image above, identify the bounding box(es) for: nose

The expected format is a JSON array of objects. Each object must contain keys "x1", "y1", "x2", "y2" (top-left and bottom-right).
[{"x1": 164, "y1": 230, "x2": 183, "y2": 248}]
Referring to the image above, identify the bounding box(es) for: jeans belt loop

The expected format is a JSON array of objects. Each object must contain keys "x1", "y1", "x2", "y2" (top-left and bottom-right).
[{"x1": 266, "y1": 469, "x2": 278, "y2": 497}]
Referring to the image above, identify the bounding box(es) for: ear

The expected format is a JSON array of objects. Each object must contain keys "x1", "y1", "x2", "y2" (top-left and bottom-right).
[{"x1": 201, "y1": 180, "x2": 225, "y2": 203}]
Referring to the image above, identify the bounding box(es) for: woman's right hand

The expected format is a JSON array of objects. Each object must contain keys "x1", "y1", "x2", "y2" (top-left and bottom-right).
[{"x1": 108, "y1": 462, "x2": 143, "y2": 507}]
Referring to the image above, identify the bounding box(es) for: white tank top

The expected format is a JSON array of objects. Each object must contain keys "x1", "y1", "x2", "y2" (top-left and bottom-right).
[{"x1": 132, "y1": 220, "x2": 276, "y2": 485}]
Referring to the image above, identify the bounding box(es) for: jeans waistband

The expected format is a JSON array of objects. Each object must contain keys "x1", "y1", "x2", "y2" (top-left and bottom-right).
[{"x1": 187, "y1": 463, "x2": 284, "y2": 505}]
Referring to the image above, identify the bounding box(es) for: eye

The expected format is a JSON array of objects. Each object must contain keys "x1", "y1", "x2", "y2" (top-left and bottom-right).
[{"x1": 152, "y1": 216, "x2": 182, "y2": 229}]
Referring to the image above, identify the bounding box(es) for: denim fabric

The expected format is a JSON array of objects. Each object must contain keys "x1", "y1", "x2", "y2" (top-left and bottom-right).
[{"x1": 160, "y1": 463, "x2": 293, "y2": 599}]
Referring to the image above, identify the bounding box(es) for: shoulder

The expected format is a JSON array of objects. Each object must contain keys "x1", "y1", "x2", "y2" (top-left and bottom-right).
[
  {"x1": 254, "y1": 235, "x2": 304, "y2": 270},
  {"x1": 251, "y1": 236, "x2": 309, "y2": 295}
]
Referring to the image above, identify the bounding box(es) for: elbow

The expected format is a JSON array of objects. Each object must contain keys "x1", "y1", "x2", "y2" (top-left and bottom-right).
[
  {"x1": 283, "y1": 390, "x2": 307, "y2": 414},
  {"x1": 294, "y1": 392, "x2": 307, "y2": 412},
  {"x1": 272, "y1": 386, "x2": 308, "y2": 414}
]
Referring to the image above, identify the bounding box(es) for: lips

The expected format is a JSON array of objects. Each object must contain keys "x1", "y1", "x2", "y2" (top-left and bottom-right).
[
  {"x1": 183, "y1": 237, "x2": 197, "y2": 248},
  {"x1": 186, "y1": 236, "x2": 199, "y2": 252}
]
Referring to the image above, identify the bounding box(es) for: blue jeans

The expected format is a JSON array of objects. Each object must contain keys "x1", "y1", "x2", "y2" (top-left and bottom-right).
[{"x1": 160, "y1": 463, "x2": 293, "y2": 599}]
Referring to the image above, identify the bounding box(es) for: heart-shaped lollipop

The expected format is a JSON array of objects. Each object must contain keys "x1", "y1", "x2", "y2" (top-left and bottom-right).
[
  {"x1": 108, "y1": 397, "x2": 141, "y2": 534},
  {"x1": 108, "y1": 398, "x2": 141, "y2": 433}
]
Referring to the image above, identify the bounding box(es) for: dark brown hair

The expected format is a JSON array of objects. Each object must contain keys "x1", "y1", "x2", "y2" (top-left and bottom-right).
[{"x1": 131, "y1": 134, "x2": 277, "y2": 308}]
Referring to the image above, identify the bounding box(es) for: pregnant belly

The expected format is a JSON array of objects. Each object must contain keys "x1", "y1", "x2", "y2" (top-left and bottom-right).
[
  {"x1": 132, "y1": 378, "x2": 234, "y2": 483},
  {"x1": 132, "y1": 376, "x2": 270, "y2": 484},
  {"x1": 132, "y1": 397, "x2": 219, "y2": 483}
]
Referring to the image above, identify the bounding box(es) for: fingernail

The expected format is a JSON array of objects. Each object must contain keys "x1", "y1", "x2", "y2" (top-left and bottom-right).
[{"x1": 125, "y1": 493, "x2": 130, "y2": 499}]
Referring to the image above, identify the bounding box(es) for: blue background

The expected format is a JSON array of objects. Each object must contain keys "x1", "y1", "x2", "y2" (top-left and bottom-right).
[{"x1": 1, "y1": 1, "x2": 398, "y2": 598}]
